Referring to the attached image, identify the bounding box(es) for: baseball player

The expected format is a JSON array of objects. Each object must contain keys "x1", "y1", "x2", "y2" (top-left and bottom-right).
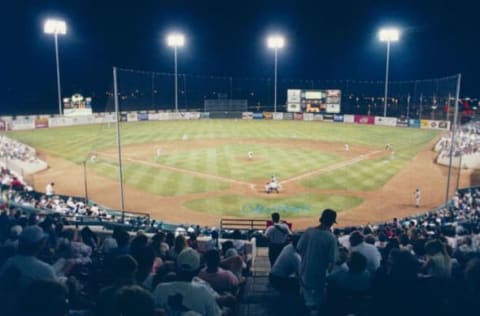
[
  {"x1": 248, "y1": 151, "x2": 254, "y2": 160},
  {"x1": 415, "y1": 188, "x2": 421, "y2": 208}
]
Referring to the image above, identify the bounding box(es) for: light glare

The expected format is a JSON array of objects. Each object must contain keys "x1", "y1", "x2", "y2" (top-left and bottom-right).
[
  {"x1": 167, "y1": 33, "x2": 185, "y2": 47},
  {"x1": 267, "y1": 35, "x2": 285, "y2": 49},
  {"x1": 44, "y1": 19, "x2": 67, "y2": 35},
  {"x1": 378, "y1": 28, "x2": 400, "y2": 42}
]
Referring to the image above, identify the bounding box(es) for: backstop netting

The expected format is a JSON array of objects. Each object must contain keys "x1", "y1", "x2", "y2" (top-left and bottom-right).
[{"x1": 112, "y1": 68, "x2": 461, "y2": 121}]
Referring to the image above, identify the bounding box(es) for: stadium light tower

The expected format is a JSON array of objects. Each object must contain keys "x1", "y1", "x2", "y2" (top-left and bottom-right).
[
  {"x1": 267, "y1": 35, "x2": 285, "y2": 113},
  {"x1": 166, "y1": 33, "x2": 185, "y2": 113},
  {"x1": 44, "y1": 18, "x2": 67, "y2": 116},
  {"x1": 378, "y1": 28, "x2": 399, "y2": 117}
]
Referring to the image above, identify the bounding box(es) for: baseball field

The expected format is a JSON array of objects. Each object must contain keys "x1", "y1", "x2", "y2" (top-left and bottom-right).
[{"x1": 7, "y1": 119, "x2": 472, "y2": 229}]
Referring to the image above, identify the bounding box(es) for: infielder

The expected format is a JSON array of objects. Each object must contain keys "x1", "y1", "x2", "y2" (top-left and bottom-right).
[{"x1": 415, "y1": 188, "x2": 421, "y2": 208}]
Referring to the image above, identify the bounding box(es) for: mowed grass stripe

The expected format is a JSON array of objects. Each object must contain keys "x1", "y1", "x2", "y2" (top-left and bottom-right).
[
  {"x1": 89, "y1": 159, "x2": 229, "y2": 196},
  {"x1": 302, "y1": 157, "x2": 406, "y2": 191}
]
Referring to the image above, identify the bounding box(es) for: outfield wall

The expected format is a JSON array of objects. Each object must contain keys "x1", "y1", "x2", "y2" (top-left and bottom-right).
[{"x1": 0, "y1": 111, "x2": 451, "y2": 132}]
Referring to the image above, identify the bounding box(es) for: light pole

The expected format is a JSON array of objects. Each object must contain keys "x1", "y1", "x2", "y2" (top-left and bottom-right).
[
  {"x1": 267, "y1": 35, "x2": 285, "y2": 113},
  {"x1": 44, "y1": 19, "x2": 67, "y2": 116},
  {"x1": 378, "y1": 28, "x2": 399, "y2": 117},
  {"x1": 166, "y1": 33, "x2": 185, "y2": 113}
]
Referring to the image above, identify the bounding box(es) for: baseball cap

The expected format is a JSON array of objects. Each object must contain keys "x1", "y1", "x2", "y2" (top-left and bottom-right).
[
  {"x1": 19, "y1": 225, "x2": 48, "y2": 245},
  {"x1": 176, "y1": 248, "x2": 201, "y2": 272},
  {"x1": 320, "y1": 209, "x2": 337, "y2": 225}
]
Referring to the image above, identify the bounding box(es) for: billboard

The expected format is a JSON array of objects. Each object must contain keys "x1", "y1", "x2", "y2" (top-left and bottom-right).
[
  {"x1": 354, "y1": 115, "x2": 374, "y2": 125},
  {"x1": 0, "y1": 120, "x2": 7, "y2": 131},
  {"x1": 287, "y1": 89, "x2": 341, "y2": 113}
]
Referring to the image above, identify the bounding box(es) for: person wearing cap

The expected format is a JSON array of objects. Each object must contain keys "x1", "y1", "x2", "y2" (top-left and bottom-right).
[
  {"x1": 297, "y1": 209, "x2": 338, "y2": 312},
  {"x1": 153, "y1": 248, "x2": 221, "y2": 316},
  {"x1": 0, "y1": 225, "x2": 56, "y2": 316}
]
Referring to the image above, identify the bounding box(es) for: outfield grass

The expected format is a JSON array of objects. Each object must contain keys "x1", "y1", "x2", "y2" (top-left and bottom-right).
[
  {"x1": 7, "y1": 120, "x2": 441, "y2": 217},
  {"x1": 155, "y1": 143, "x2": 340, "y2": 181}
]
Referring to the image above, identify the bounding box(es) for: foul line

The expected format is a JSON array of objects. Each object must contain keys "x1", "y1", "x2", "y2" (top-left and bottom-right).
[
  {"x1": 281, "y1": 149, "x2": 384, "y2": 184},
  {"x1": 97, "y1": 152, "x2": 253, "y2": 187}
]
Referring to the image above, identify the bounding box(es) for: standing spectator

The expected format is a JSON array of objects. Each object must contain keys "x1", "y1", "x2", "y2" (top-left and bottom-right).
[
  {"x1": 297, "y1": 209, "x2": 338, "y2": 312},
  {"x1": 421, "y1": 239, "x2": 452, "y2": 279},
  {"x1": 264, "y1": 212, "x2": 291, "y2": 267}
]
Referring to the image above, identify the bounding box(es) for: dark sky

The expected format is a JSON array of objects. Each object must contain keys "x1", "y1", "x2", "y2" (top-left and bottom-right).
[{"x1": 1, "y1": 0, "x2": 478, "y2": 114}]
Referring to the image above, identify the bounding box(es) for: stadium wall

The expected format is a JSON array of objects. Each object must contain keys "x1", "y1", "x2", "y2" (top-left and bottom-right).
[{"x1": 0, "y1": 111, "x2": 451, "y2": 131}]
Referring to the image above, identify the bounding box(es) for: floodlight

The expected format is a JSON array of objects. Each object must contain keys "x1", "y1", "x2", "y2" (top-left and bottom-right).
[
  {"x1": 44, "y1": 19, "x2": 67, "y2": 35},
  {"x1": 267, "y1": 35, "x2": 285, "y2": 49},
  {"x1": 167, "y1": 33, "x2": 185, "y2": 47},
  {"x1": 378, "y1": 28, "x2": 399, "y2": 42}
]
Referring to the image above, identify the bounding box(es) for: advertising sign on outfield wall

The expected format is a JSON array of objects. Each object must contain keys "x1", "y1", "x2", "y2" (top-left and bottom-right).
[
  {"x1": 333, "y1": 114, "x2": 344, "y2": 122},
  {"x1": 323, "y1": 114, "x2": 334, "y2": 121},
  {"x1": 273, "y1": 112, "x2": 284, "y2": 120},
  {"x1": 120, "y1": 113, "x2": 128, "y2": 122},
  {"x1": 374, "y1": 116, "x2": 397, "y2": 127},
  {"x1": 0, "y1": 120, "x2": 7, "y2": 131},
  {"x1": 294, "y1": 113, "x2": 304, "y2": 120},
  {"x1": 242, "y1": 112, "x2": 253, "y2": 119},
  {"x1": 303, "y1": 113, "x2": 314, "y2": 121},
  {"x1": 396, "y1": 118, "x2": 408, "y2": 127},
  {"x1": 283, "y1": 113, "x2": 293, "y2": 120},
  {"x1": 343, "y1": 115, "x2": 355, "y2": 123},
  {"x1": 253, "y1": 113, "x2": 263, "y2": 119},
  {"x1": 137, "y1": 112, "x2": 148, "y2": 121},
  {"x1": 313, "y1": 114, "x2": 323, "y2": 121},
  {"x1": 127, "y1": 112, "x2": 138, "y2": 122},
  {"x1": 409, "y1": 119, "x2": 420, "y2": 128},
  {"x1": 187, "y1": 112, "x2": 201, "y2": 120},
  {"x1": 35, "y1": 118, "x2": 49, "y2": 129},
  {"x1": 354, "y1": 115, "x2": 374, "y2": 125},
  {"x1": 11, "y1": 119, "x2": 35, "y2": 130},
  {"x1": 199, "y1": 112, "x2": 210, "y2": 119},
  {"x1": 420, "y1": 120, "x2": 450, "y2": 130},
  {"x1": 263, "y1": 112, "x2": 273, "y2": 120}
]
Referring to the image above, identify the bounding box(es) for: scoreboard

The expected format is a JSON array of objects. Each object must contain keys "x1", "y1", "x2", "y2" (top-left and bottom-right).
[{"x1": 287, "y1": 89, "x2": 341, "y2": 113}]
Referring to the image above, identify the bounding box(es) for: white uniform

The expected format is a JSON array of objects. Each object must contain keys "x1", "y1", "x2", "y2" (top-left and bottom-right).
[
  {"x1": 415, "y1": 189, "x2": 421, "y2": 207},
  {"x1": 248, "y1": 151, "x2": 253, "y2": 160},
  {"x1": 344, "y1": 144, "x2": 349, "y2": 151}
]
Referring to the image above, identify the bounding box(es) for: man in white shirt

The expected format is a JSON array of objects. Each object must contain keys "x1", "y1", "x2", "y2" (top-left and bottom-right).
[
  {"x1": 264, "y1": 212, "x2": 291, "y2": 266},
  {"x1": 153, "y1": 248, "x2": 221, "y2": 316},
  {"x1": 349, "y1": 231, "x2": 381, "y2": 275},
  {"x1": 269, "y1": 234, "x2": 301, "y2": 293}
]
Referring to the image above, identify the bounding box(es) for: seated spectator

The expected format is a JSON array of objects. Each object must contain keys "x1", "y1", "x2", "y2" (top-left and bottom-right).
[
  {"x1": 206, "y1": 230, "x2": 220, "y2": 251},
  {"x1": 269, "y1": 234, "x2": 301, "y2": 293},
  {"x1": 153, "y1": 248, "x2": 221, "y2": 316},
  {"x1": 327, "y1": 252, "x2": 371, "y2": 316},
  {"x1": 3, "y1": 225, "x2": 22, "y2": 250},
  {"x1": 421, "y1": 239, "x2": 452, "y2": 279},
  {"x1": 199, "y1": 249, "x2": 240, "y2": 294},
  {"x1": 113, "y1": 285, "x2": 155, "y2": 316},
  {"x1": 328, "y1": 251, "x2": 371, "y2": 293},
  {"x1": 129, "y1": 234, "x2": 155, "y2": 284},
  {"x1": 349, "y1": 231, "x2": 381, "y2": 275},
  {"x1": 0, "y1": 225, "x2": 56, "y2": 316},
  {"x1": 96, "y1": 255, "x2": 138, "y2": 316},
  {"x1": 23, "y1": 280, "x2": 69, "y2": 316},
  {"x1": 168, "y1": 235, "x2": 188, "y2": 261}
]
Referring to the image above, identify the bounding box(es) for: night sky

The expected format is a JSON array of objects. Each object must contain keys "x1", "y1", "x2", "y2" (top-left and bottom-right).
[{"x1": 1, "y1": 0, "x2": 478, "y2": 114}]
